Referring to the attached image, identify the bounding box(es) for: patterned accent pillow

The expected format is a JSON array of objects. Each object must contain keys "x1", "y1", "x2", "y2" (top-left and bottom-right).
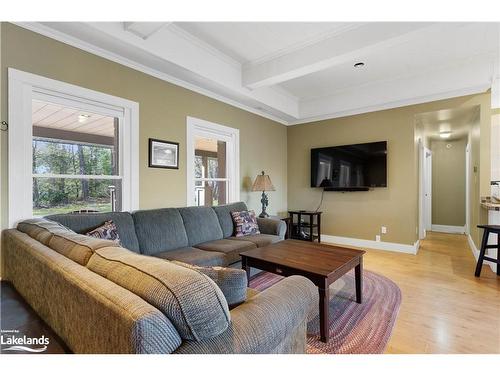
[
  {"x1": 231, "y1": 210, "x2": 260, "y2": 237},
  {"x1": 86, "y1": 220, "x2": 121, "y2": 244}
]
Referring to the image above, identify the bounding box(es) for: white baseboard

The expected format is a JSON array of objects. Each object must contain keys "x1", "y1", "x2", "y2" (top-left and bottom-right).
[
  {"x1": 468, "y1": 234, "x2": 496, "y2": 272},
  {"x1": 322, "y1": 234, "x2": 420, "y2": 255},
  {"x1": 431, "y1": 225, "x2": 465, "y2": 234}
]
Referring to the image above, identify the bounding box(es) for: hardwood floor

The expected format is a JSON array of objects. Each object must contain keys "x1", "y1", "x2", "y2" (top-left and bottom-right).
[{"x1": 361, "y1": 231, "x2": 500, "y2": 354}]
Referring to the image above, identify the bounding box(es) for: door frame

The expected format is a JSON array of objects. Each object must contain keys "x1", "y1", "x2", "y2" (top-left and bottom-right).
[
  {"x1": 424, "y1": 148, "x2": 433, "y2": 232},
  {"x1": 465, "y1": 142, "x2": 471, "y2": 235},
  {"x1": 419, "y1": 140, "x2": 433, "y2": 239}
]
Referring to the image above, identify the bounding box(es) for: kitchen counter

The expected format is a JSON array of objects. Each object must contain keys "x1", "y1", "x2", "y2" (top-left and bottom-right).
[{"x1": 481, "y1": 196, "x2": 500, "y2": 211}]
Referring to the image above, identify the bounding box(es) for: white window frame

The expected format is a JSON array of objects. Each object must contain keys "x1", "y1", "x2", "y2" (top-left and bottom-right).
[
  {"x1": 8, "y1": 68, "x2": 139, "y2": 226},
  {"x1": 186, "y1": 116, "x2": 240, "y2": 206}
]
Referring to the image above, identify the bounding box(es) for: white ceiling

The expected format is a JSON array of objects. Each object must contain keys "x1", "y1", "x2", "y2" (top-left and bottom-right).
[
  {"x1": 17, "y1": 22, "x2": 500, "y2": 125},
  {"x1": 417, "y1": 105, "x2": 479, "y2": 141},
  {"x1": 177, "y1": 22, "x2": 355, "y2": 63},
  {"x1": 280, "y1": 23, "x2": 498, "y2": 100}
]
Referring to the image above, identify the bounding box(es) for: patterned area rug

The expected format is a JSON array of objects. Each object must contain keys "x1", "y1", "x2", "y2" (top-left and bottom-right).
[{"x1": 249, "y1": 270, "x2": 401, "y2": 354}]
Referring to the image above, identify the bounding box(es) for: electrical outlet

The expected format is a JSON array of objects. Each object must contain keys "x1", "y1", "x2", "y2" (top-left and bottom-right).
[
  {"x1": 381, "y1": 226, "x2": 387, "y2": 234},
  {"x1": 375, "y1": 235, "x2": 381, "y2": 242}
]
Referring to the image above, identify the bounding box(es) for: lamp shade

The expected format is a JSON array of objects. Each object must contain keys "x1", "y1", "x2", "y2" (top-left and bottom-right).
[{"x1": 252, "y1": 171, "x2": 275, "y2": 192}]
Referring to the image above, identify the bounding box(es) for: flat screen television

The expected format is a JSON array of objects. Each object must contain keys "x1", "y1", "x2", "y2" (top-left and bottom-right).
[{"x1": 311, "y1": 141, "x2": 387, "y2": 191}]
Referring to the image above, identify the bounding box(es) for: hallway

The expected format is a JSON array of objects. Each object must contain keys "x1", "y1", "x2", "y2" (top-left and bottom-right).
[{"x1": 363, "y1": 231, "x2": 500, "y2": 353}]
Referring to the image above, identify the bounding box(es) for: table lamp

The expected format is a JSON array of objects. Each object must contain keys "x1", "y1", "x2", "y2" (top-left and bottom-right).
[{"x1": 252, "y1": 171, "x2": 275, "y2": 218}]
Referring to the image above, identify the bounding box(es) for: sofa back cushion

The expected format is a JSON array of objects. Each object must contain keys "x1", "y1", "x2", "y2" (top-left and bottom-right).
[
  {"x1": 178, "y1": 206, "x2": 224, "y2": 246},
  {"x1": 132, "y1": 208, "x2": 189, "y2": 255},
  {"x1": 86, "y1": 247, "x2": 230, "y2": 341},
  {"x1": 46, "y1": 212, "x2": 140, "y2": 253},
  {"x1": 213, "y1": 202, "x2": 248, "y2": 238},
  {"x1": 17, "y1": 218, "x2": 120, "y2": 266},
  {"x1": 171, "y1": 261, "x2": 247, "y2": 308},
  {"x1": 17, "y1": 218, "x2": 67, "y2": 246}
]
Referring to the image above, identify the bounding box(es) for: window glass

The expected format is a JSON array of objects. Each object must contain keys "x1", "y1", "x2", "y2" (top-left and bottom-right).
[
  {"x1": 32, "y1": 99, "x2": 120, "y2": 215},
  {"x1": 194, "y1": 136, "x2": 228, "y2": 207}
]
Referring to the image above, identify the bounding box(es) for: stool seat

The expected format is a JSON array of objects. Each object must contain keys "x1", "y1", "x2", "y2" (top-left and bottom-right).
[
  {"x1": 477, "y1": 224, "x2": 500, "y2": 232},
  {"x1": 475, "y1": 225, "x2": 500, "y2": 277}
]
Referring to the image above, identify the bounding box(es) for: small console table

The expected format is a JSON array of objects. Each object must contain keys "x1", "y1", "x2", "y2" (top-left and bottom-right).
[{"x1": 288, "y1": 210, "x2": 322, "y2": 242}]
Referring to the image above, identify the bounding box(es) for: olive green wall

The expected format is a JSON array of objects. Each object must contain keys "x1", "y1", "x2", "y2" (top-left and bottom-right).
[
  {"x1": 431, "y1": 138, "x2": 467, "y2": 227},
  {"x1": 0, "y1": 23, "x2": 288, "y2": 229},
  {"x1": 287, "y1": 93, "x2": 491, "y2": 247}
]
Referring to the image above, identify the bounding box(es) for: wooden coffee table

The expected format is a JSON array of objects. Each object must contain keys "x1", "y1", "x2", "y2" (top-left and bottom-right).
[{"x1": 240, "y1": 239, "x2": 365, "y2": 343}]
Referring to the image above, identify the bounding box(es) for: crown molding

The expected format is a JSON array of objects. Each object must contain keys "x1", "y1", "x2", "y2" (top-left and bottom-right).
[
  {"x1": 12, "y1": 22, "x2": 496, "y2": 126},
  {"x1": 13, "y1": 22, "x2": 290, "y2": 125},
  {"x1": 288, "y1": 84, "x2": 490, "y2": 126}
]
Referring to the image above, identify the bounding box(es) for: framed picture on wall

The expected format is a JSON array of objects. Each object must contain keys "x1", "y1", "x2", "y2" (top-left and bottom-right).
[{"x1": 148, "y1": 138, "x2": 179, "y2": 169}]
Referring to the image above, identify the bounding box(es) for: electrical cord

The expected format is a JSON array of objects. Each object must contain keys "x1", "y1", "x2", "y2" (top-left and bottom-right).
[{"x1": 315, "y1": 188, "x2": 325, "y2": 212}]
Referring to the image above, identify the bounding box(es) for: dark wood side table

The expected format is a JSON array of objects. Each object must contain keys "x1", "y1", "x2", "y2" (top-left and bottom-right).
[
  {"x1": 288, "y1": 210, "x2": 322, "y2": 242},
  {"x1": 241, "y1": 240, "x2": 365, "y2": 343}
]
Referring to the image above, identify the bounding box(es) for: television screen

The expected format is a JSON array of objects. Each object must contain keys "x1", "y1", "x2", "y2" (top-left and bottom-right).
[{"x1": 311, "y1": 141, "x2": 387, "y2": 190}]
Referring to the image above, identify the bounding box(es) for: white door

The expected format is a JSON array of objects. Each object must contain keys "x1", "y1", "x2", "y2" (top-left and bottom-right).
[{"x1": 424, "y1": 149, "x2": 432, "y2": 231}]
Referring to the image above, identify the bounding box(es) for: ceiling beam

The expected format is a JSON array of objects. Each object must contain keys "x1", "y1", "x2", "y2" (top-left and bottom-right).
[
  {"x1": 89, "y1": 22, "x2": 300, "y2": 119},
  {"x1": 242, "y1": 23, "x2": 442, "y2": 89},
  {"x1": 29, "y1": 22, "x2": 299, "y2": 120}
]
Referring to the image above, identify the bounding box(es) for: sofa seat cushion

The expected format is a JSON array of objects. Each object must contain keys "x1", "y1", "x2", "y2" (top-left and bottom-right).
[
  {"x1": 171, "y1": 261, "x2": 248, "y2": 308},
  {"x1": 87, "y1": 247, "x2": 231, "y2": 341},
  {"x1": 195, "y1": 239, "x2": 256, "y2": 265},
  {"x1": 153, "y1": 247, "x2": 226, "y2": 267},
  {"x1": 229, "y1": 234, "x2": 281, "y2": 248},
  {"x1": 17, "y1": 218, "x2": 120, "y2": 266},
  {"x1": 45, "y1": 212, "x2": 140, "y2": 253}
]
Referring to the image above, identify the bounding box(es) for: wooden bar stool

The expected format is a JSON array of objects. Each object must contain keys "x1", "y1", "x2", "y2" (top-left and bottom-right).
[{"x1": 475, "y1": 225, "x2": 500, "y2": 277}]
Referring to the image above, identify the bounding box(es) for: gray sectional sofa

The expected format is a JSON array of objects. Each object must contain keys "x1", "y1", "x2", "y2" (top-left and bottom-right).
[
  {"x1": 2, "y1": 202, "x2": 317, "y2": 354},
  {"x1": 45, "y1": 201, "x2": 286, "y2": 267}
]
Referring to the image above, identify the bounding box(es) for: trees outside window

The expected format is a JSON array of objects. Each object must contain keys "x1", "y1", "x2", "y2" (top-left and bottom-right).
[{"x1": 32, "y1": 138, "x2": 120, "y2": 216}]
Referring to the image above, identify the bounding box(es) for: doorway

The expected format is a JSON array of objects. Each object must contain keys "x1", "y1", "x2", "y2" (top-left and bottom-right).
[{"x1": 417, "y1": 106, "x2": 478, "y2": 239}]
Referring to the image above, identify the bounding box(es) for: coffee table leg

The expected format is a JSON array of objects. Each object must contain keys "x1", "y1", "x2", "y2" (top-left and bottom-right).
[
  {"x1": 355, "y1": 258, "x2": 363, "y2": 304},
  {"x1": 319, "y1": 282, "x2": 329, "y2": 343},
  {"x1": 242, "y1": 256, "x2": 250, "y2": 286}
]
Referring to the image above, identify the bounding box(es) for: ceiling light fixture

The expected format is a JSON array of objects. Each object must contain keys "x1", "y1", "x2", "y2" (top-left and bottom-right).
[
  {"x1": 354, "y1": 62, "x2": 365, "y2": 68},
  {"x1": 78, "y1": 114, "x2": 91, "y2": 123},
  {"x1": 439, "y1": 131, "x2": 452, "y2": 139}
]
